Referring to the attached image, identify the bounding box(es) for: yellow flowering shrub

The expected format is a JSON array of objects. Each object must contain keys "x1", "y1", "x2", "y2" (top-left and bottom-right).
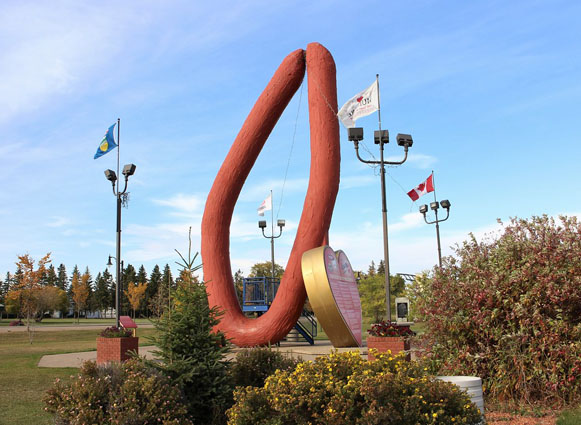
[{"x1": 227, "y1": 351, "x2": 482, "y2": 424}]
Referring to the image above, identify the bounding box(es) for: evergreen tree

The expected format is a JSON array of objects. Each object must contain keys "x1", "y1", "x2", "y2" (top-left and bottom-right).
[
  {"x1": 83, "y1": 266, "x2": 94, "y2": 314},
  {"x1": 233, "y1": 269, "x2": 244, "y2": 306},
  {"x1": 56, "y1": 264, "x2": 68, "y2": 291},
  {"x1": 146, "y1": 265, "x2": 162, "y2": 316},
  {"x1": 122, "y1": 264, "x2": 137, "y2": 316},
  {"x1": 46, "y1": 264, "x2": 58, "y2": 287},
  {"x1": 377, "y1": 259, "x2": 385, "y2": 275},
  {"x1": 367, "y1": 260, "x2": 376, "y2": 277}
]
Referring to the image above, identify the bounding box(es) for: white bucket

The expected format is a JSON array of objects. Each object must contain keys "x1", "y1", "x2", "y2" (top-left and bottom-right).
[{"x1": 437, "y1": 376, "x2": 484, "y2": 416}]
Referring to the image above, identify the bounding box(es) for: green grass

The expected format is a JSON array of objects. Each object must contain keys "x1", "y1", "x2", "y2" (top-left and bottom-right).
[
  {"x1": 0, "y1": 317, "x2": 154, "y2": 326},
  {"x1": 557, "y1": 406, "x2": 581, "y2": 425},
  {"x1": 0, "y1": 328, "x2": 158, "y2": 425}
]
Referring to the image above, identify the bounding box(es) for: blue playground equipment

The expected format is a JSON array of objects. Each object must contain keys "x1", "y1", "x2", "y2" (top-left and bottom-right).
[{"x1": 242, "y1": 277, "x2": 317, "y2": 345}]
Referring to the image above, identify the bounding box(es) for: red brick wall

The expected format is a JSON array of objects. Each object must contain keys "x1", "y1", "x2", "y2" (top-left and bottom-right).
[
  {"x1": 96, "y1": 337, "x2": 139, "y2": 364},
  {"x1": 367, "y1": 336, "x2": 410, "y2": 361}
]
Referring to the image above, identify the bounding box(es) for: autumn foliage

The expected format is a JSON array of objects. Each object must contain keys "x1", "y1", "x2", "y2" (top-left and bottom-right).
[{"x1": 414, "y1": 215, "x2": 581, "y2": 405}]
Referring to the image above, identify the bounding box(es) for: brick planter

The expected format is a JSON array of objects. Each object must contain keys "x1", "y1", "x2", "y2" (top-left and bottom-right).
[
  {"x1": 96, "y1": 337, "x2": 139, "y2": 364},
  {"x1": 367, "y1": 336, "x2": 410, "y2": 361}
]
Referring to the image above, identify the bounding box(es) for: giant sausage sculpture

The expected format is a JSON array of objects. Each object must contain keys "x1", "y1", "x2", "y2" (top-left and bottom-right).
[{"x1": 201, "y1": 42, "x2": 340, "y2": 346}]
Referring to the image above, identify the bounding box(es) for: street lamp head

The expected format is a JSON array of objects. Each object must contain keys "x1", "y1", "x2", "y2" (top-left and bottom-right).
[
  {"x1": 396, "y1": 133, "x2": 413, "y2": 148},
  {"x1": 419, "y1": 204, "x2": 428, "y2": 214},
  {"x1": 104, "y1": 169, "x2": 117, "y2": 182},
  {"x1": 122, "y1": 163, "x2": 136, "y2": 177},
  {"x1": 106, "y1": 255, "x2": 113, "y2": 267},
  {"x1": 258, "y1": 220, "x2": 267, "y2": 229},
  {"x1": 277, "y1": 219, "x2": 285, "y2": 228},
  {"x1": 440, "y1": 199, "x2": 451, "y2": 210},
  {"x1": 374, "y1": 130, "x2": 389, "y2": 144},
  {"x1": 347, "y1": 127, "x2": 364, "y2": 142},
  {"x1": 430, "y1": 201, "x2": 439, "y2": 211}
]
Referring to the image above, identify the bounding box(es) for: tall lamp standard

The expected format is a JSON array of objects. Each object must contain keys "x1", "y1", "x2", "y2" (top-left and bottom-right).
[
  {"x1": 258, "y1": 219, "x2": 285, "y2": 278},
  {"x1": 348, "y1": 127, "x2": 412, "y2": 322},
  {"x1": 106, "y1": 256, "x2": 123, "y2": 319},
  {"x1": 419, "y1": 199, "x2": 451, "y2": 267},
  {"x1": 104, "y1": 164, "x2": 136, "y2": 328}
]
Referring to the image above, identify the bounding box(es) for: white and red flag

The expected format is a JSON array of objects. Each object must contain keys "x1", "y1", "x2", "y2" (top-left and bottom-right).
[
  {"x1": 257, "y1": 193, "x2": 272, "y2": 216},
  {"x1": 407, "y1": 174, "x2": 434, "y2": 201},
  {"x1": 337, "y1": 80, "x2": 379, "y2": 128}
]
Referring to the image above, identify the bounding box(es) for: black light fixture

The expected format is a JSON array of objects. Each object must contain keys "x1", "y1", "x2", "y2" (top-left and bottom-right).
[
  {"x1": 104, "y1": 169, "x2": 117, "y2": 183},
  {"x1": 396, "y1": 133, "x2": 413, "y2": 148},
  {"x1": 430, "y1": 201, "x2": 439, "y2": 211},
  {"x1": 277, "y1": 219, "x2": 285, "y2": 228},
  {"x1": 440, "y1": 199, "x2": 451, "y2": 210},
  {"x1": 258, "y1": 220, "x2": 267, "y2": 229},
  {"x1": 374, "y1": 130, "x2": 389, "y2": 144},
  {"x1": 107, "y1": 255, "x2": 113, "y2": 267},
  {"x1": 419, "y1": 204, "x2": 428, "y2": 215},
  {"x1": 347, "y1": 127, "x2": 364, "y2": 142},
  {"x1": 122, "y1": 163, "x2": 136, "y2": 177}
]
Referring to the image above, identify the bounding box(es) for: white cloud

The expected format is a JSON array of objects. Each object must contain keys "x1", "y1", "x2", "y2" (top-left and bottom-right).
[
  {"x1": 152, "y1": 193, "x2": 205, "y2": 214},
  {"x1": 46, "y1": 216, "x2": 70, "y2": 228}
]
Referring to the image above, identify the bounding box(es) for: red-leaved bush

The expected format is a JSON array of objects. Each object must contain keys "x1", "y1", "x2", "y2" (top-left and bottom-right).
[{"x1": 414, "y1": 215, "x2": 581, "y2": 405}]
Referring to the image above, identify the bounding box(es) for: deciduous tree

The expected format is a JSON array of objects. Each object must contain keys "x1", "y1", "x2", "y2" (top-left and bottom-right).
[{"x1": 125, "y1": 281, "x2": 148, "y2": 319}]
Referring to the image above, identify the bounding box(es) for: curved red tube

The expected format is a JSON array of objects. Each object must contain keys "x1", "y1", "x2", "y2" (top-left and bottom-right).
[{"x1": 201, "y1": 43, "x2": 340, "y2": 346}]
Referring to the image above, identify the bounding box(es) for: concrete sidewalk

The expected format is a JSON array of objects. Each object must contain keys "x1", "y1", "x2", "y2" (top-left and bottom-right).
[{"x1": 38, "y1": 340, "x2": 369, "y2": 368}]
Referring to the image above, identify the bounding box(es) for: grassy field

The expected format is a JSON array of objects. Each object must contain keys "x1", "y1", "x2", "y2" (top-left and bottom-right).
[
  {"x1": 0, "y1": 328, "x2": 158, "y2": 425},
  {"x1": 0, "y1": 317, "x2": 154, "y2": 326}
]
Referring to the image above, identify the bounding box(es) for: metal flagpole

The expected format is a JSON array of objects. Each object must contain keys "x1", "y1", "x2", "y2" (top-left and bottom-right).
[
  {"x1": 376, "y1": 74, "x2": 392, "y2": 322},
  {"x1": 432, "y1": 170, "x2": 442, "y2": 267},
  {"x1": 115, "y1": 118, "x2": 122, "y2": 328},
  {"x1": 270, "y1": 190, "x2": 275, "y2": 279}
]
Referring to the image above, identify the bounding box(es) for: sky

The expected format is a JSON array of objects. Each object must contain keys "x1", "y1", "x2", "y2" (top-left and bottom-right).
[{"x1": 1, "y1": 0, "x2": 580, "y2": 282}]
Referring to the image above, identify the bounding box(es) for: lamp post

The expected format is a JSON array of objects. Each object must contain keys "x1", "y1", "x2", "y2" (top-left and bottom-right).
[
  {"x1": 348, "y1": 127, "x2": 412, "y2": 322},
  {"x1": 419, "y1": 199, "x2": 451, "y2": 267},
  {"x1": 106, "y1": 256, "x2": 124, "y2": 321},
  {"x1": 104, "y1": 163, "x2": 136, "y2": 328},
  {"x1": 258, "y1": 219, "x2": 285, "y2": 278}
]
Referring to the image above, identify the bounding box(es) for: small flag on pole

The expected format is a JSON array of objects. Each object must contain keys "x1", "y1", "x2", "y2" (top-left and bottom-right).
[
  {"x1": 407, "y1": 174, "x2": 434, "y2": 201},
  {"x1": 94, "y1": 123, "x2": 118, "y2": 159},
  {"x1": 337, "y1": 80, "x2": 379, "y2": 128},
  {"x1": 257, "y1": 193, "x2": 272, "y2": 216}
]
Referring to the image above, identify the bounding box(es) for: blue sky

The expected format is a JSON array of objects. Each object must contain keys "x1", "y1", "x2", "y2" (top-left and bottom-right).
[{"x1": 1, "y1": 0, "x2": 579, "y2": 281}]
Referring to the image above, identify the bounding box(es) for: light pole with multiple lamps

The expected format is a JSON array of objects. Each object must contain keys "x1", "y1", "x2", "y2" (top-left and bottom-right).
[
  {"x1": 258, "y1": 219, "x2": 285, "y2": 278},
  {"x1": 104, "y1": 164, "x2": 136, "y2": 328},
  {"x1": 348, "y1": 127, "x2": 412, "y2": 322},
  {"x1": 419, "y1": 199, "x2": 451, "y2": 267}
]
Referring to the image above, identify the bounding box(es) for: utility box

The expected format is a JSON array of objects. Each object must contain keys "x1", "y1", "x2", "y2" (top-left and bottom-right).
[{"x1": 395, "y1": 297, "x2": 410, "y2": 323}]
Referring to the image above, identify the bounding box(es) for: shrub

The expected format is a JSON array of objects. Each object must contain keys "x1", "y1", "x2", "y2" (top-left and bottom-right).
[
  {"x1": 227, "y1": 351, "x2": 482, "y2": 424},
  {"x1": 230, "y1": 347, "x2": 301, "y2": 388},
  {"x1": 9, "y1": 319, "x2": 23, "y2": 326},
  {"x1": 99, "y1": 326, "x2": 132, "y2": 338},
  {"x1": 414, "y1": 215, "x2": 581, "y2": 405},
  {"x1": 43, "y1": 359, "x2": 193, "y2": 425},
  {"x1": 368, "y1": 321, "x2": 415, "y2": 337}
]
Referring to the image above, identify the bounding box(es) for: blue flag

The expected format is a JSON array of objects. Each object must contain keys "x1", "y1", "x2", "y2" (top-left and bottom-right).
[{"x1": 94, "y1": 123, "x2": 118, "y2": 159}]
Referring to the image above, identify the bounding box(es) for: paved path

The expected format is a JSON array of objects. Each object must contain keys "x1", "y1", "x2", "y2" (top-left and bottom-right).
[{"x1": 38, "y1": 340, "x2": 370, "y2": 368}]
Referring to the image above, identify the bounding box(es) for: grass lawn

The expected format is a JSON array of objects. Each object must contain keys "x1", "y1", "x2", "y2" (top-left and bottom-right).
[
  {"x1": 0, "y1": 317, "x2": 154, "y2": 326},
  {"x1": 0, "y1": 328, "x2": 158, "y2": 425}
]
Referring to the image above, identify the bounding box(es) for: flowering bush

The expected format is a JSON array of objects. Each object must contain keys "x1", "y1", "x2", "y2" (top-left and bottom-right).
[
  {"x1": 229, "y1": 347, "x2": 301, "y2": 388},
  {"x1": 9, "y1": 319, "x2": 24, "y2": 326},
  {"x1": 99, "y1": 326, "x2": 133, "y2": 338},
  {"x1": 43, "y1": 359, "x2": 193, "y2": 425},
  {"x1": 368, "y1": 321, "x2": 415, "y2": 337},
  {"x1": 414, "y1": 215, "x2": 581, "y2": 405},
  {"x1": 227, "y1": 351, "x2": 482, "y2": 424}
]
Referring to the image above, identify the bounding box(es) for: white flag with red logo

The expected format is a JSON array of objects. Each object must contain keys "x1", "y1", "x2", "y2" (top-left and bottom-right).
[
  {"x1": 337, "y1": 80, "x2": 379, "y2": 128},
  {"x1": 407, "y1": 174, "x2": 434, "y2": 201},
  {"x1": 257, "y1": 193, "x2": 272, "y2": 216}
]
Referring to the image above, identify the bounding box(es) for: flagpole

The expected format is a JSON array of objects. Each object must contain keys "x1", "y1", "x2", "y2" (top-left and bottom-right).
[
  {"x1": 115, "y1": 118, "x2": 122, "y2": 328},
  {"x1": 431, "y1": 170, "x2": 442, "y2": 267},
  {"x1": 270, "y1": 190, "x2": 275, "y2": 279},
  {"x1": 376, "y1": 73, "x2": 392, "y2": 323}
]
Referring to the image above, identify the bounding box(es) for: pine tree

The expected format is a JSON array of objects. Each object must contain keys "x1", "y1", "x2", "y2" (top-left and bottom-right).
[
  {"x1": 46, "y1": 264, "x2": 58, "y2": 287},
  {"x1": 146, "y1": 265, "x2": 162, "y2": 316},
  {"x1": 377, "y1": 260, "x2": 385, "y2": 275},
  {"x1": 56, "y1": 264, "x2": 68, "y2": 291},
  {"x1": 367, "y1": 260, "x2": 376, "y2": 277}
]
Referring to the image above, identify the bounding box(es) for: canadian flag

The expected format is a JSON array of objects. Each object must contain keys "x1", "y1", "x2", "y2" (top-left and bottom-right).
[{"x1": 407, "y1": 174, "x2": 434, "y2": 201}]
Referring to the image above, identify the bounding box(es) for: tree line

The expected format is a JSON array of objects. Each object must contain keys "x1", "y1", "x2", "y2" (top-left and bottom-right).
[{"x1": 0, "y1": 253, "x2": 184, "y2": 321}]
